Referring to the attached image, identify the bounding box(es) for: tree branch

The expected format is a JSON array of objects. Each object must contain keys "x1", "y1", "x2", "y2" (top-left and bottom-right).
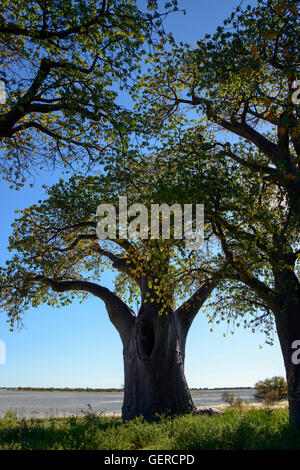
[
  {"x1": 32, "y1": 275, "x2": 136, "y2": 343},
  {"x1": 0, "y1": 7, "x2": 108, "y2": 40},
  {"x1": 213, "y1": 143, "x2": 278, "y2": 180},
  {"x1": 212, "y1": 219, "x2": 280, "y2": 309},
  {"x1": 174, "y1": 279, "x2": 216, "y2": 337}
]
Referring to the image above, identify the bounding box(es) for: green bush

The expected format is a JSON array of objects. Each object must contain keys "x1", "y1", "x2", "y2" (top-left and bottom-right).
[
  {"x1": 254, "y1": 376, "x2": 287, "y2": 403},
  {"x1": 222, "y1": 391, "x2": 243, "y2": 408},
  {"x1": 222, "y1": 391, "x2": 236, "y2": 406}
]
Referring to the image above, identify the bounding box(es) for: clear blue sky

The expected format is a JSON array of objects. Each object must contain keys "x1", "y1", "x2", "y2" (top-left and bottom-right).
[{"x1": 0, "y1": 0, "x2": 285, "y2": 389}]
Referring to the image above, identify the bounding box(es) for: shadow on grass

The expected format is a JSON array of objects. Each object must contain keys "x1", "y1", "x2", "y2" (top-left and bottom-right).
[
  {"x1": 0, "y1": 412, "x2": 123, "y2": 450},
  {"x1": 169, "y1": 408, "x2": 300, "y2": 450},
  {"x1": 0, "y1": 408, "x2": 300, "y2": 450}
]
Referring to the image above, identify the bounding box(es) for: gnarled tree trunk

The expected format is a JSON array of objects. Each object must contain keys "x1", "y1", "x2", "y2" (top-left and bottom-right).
[
  {"x1": 36, "y1": 254, "x2": 215, "y2": 421},
  {"x1": 122, "y1": 305, "x2": 195, "y2": 421},
  {"x1": 103, "y1": 279, "x2": 215, "y2": 421}
]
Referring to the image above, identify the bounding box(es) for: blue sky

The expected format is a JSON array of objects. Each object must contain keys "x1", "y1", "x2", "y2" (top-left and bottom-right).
[{"x1": 0, "y1": 0, "x2": 285, "y2": 388}]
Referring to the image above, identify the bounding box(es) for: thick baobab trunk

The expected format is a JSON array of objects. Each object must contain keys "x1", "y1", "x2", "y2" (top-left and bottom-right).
[
  {"x1": 122, "y1": 306, "x2": 195, "y2": 421},
  {"x1": 275, "y1": 296, "x2": 300, "y2": 428},
  {"x1": 104, "y1": 280, "x2": 215, "y2": 421},
  {"x1": 44, "y1": 270, "x2": 214, "y2": 421}
]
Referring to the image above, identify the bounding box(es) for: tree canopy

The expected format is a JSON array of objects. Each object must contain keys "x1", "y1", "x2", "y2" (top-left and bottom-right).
[
  {"x1": 0, "y1": 0, "x2": 178, "y2": 186},
  {"x1": 132, "y1": 0, "x2": 300, "y2": 335},
  {"x1": 149, "y1": 128, "x2": 298, "y2": 340},
  {"x1": 0, "y1": 157, "x2": 222, "y2": 331},
  {"x1": 138, "y1": 0, "x2": 299, "y2": 206}
]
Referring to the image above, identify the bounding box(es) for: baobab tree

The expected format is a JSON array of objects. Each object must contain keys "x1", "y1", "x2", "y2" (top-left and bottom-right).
[{"x1": 0, "y1": 168, "x2": 221, "y2": 420}]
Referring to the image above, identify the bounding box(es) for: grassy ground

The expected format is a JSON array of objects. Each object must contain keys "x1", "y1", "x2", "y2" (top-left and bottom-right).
[{"x1": 0, "y1": 406, "x2": 299, "y2": 450}]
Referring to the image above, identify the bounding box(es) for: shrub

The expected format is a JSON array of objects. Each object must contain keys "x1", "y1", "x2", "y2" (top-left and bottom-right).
[
  {"x1": 254, "y1": 376, "x2": 287, "y2": 402},
  {"x1": 263, "y1": 390, "x2": 281, "y2": 406},
  {"x1": 3, "y1": 410, "x2": 17, "y2": 421},
  {"x1": 222, "y1": 391, "x2": 243, "y2": 408},
  {"x1": 222, "y1": 391, "x2": 236, "y2": 406}
]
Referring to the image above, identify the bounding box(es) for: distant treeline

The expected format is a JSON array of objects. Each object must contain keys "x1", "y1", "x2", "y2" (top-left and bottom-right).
[
  {"x1": 190, "y1": 387, "x2": 253, "y2": 391},
  {"x1": 0, "y1": 387, "x2": 124, "y2": 393},
  {"x1": 0, "y1": 386, "x2": 253, "y2": 392}
]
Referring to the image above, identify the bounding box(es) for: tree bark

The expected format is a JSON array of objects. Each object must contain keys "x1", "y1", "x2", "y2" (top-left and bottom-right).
[
  {"x1": 275, "y1": 292, "x2": 300, "y2": 428},
  {"x1": 38, "y1": 275, "x2": 214, "y2": 421},
  {"x1": 122, "y1": 305, "x2": 195, "y2": 421}
]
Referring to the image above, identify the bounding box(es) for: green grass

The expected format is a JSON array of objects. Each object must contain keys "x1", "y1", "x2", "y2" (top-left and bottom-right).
[{"x1": 0, "y1": 407, "x2": 300, "y2": 450}]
